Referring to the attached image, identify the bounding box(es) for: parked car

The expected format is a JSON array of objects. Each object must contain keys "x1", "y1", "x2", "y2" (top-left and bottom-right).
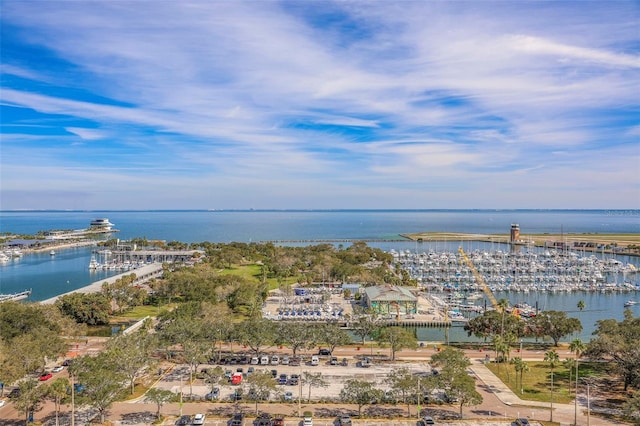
[
  {"x1": 231, "y1": 389, "x2": 243, "y2": 401},
  {"x1": 270, "y1": 355, "x2": 280, "y2": 365},
  {"x1": 419, "y1": 416, "x2": 435, "y2": 425},
  {"x1": 281, "y1": 356, "x2": 290, "y2": 365},
  {"x1": 338, "y1": 415, "x2": 351, "y2": 425},
  {"x1": 0, "y1": 399, "x2": 6, "y2": 407},
  {"x1": 288, "y1": 374, "x2": 299, "y2": 386},
  {"x1": 318, "y1": 349, "x2": 331, "y2": 356},
  {"x1": 284, "y1": 391, "x2": 293, "y2": 401},
  {"x1": 254, "y1": 413, "x2": 273, "y2": 426},
  {"x1": 247, "y1": 366, "x2": 255, "y2": 376},
  {"x1": 192, "y1": 413, "x2": 205, "y2": 425},
  {"x1": 303, "y1": 416, "x2": 313, "y2": 426},
  {"x1": 290, "y1": 356, "x2": 301, "y2": 366},
  {"x1": 260, "y1": 355, "x2": 269, "y2": 365},
  {"x1": 273, "y1": 416, "x2": 285, "y2": 426},
  {"x1": 230, "y1": 413, "x2": 244, "y2": 426},
  {"x1": 39, "y1": 372, "x2": 52, "y2": 381},
  {"x1": 250, "y1": 356, "x2": 259, "y2": 365},
  {"x1": 330, "y1": 356, "x2": 338, "y2": 365},
  {"x1": 52, "y1": 365, "x2": 64, "y2": 373},
  {"x1": 8, "y1": 388, "x2": 20, "y2": 399},
  {"x1": 515, "y1": 419, "x2": 530, "y2": 426},
  {"x1": 62, "y1": 359, "x2": 73, "y2": 367},
  {"x1": 271, "y1": 369, "x2": 278, "y2": 378},
  {"x1": 175, "y1": 415, "x2": 191, "y2": 425},
  {"x1": 204, "y1": 387, "x2": 220, "y2": 400},
  {"x1": 277, "y1": 374, "x2": 288, "y2": 385},
  {"x1": 310, "y1": 355, "x2": 319, "y2": 366}
]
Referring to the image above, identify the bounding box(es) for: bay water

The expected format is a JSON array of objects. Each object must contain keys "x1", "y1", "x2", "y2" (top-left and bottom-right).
[{"x1": 1, "y1": 210, "x2": 638, "y2": 342}]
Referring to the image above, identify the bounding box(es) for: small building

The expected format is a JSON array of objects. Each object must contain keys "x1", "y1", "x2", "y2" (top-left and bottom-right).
[
  {"x1": 510, "y1": 224, "x2": 520, "y2": 243},
  {"x1": 341, "y1": 283, "x2": 361, "y2": 297},
  {"x1": 362, "y1": 285, "x2": 418, "y2": 315}
]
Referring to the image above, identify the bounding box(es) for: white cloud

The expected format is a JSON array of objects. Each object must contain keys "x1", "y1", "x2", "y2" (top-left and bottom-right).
[{"x1": 1, "y1": 0, "x2": 638, "y2": 209}]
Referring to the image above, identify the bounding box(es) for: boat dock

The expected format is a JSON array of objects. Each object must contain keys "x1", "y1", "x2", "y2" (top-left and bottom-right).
[
  {"x1": 0, "y1": 289, "x2": 32, "y2": 303},
  {"x1": 40, "y1": 263, "x2": 164, "y2": 304}
]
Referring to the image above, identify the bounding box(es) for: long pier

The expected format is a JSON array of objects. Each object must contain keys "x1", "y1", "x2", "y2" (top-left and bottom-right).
[{"x1": 40, "y1": 263, "x2": 164, "y2": 304}]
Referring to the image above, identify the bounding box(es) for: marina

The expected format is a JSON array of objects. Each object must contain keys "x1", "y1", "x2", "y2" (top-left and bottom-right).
[{"x1": 392, "y1": 247, "x2": 639, "y2": 294}]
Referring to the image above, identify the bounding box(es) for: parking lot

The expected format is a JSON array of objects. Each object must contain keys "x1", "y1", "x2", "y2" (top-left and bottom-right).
[{"x1": 155, "y1": 353, "x2": 434, "y2": 403}]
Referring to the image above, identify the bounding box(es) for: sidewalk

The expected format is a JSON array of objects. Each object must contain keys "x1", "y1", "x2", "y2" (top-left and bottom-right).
[{"x1": 468, "y1": 358, "x2": 625, "y2": 426}]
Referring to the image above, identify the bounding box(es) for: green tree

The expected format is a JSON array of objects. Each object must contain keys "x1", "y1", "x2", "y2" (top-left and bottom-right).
[
  {"x1": 570, "y1": 337, "x2": 587, "y2": 426},
  {"x1": 70, "y1": 352, "x2": 125, "y2": 424},
  {"x1": 318, "y1": 323, "x2": 353, "y2": 354},
  {"x1": 510, "y1": 357, "x2": 529, "y2": 394},
  {"x1": 352, "y1": 309, "x2": 381, "y2": 346},
  {"x1": 386, "y1": 366, "x2": 420, "y2": 416},
  {"x1": 302, "y1": 371, "x2": 328, "y2": 403},
  {"x1": 339, "y1": 378, "x2": 383, "y2": 415},
  {"x1": 182, "y1": 340, "x2": 212, "y2": 395},
  {"x1": 275, "y1": 322, "x2": 315, "y2": 355},
  {"x1": 13, "y1": 379, "x2": 47, "y2": 425},
  {"x1": 56, "y1": 292, "x2": 111, "y2": 325},
  {"x1": 144, "y1": 388, "x2": 175, "y2": 419},
  {"x1": 47, "y1": 377, "x2": 70, "y2": 426},
  {"x1": 237, "y1": 317, "x2": 276, "y2": 356},
  {"x1": 378, "y1": 326, "x2": 418, "y2": 360},
  {"x1": 447, "y1": 372, "x2": 483, "y2": 418},
  {"x1": 587, "y1": 309, "x2": 640, "y2": 391},
  {"x1": 544, "y1": 349, "x2": 560, "y2": 422},
  {"x1": 622, "y1": 391, "x2": 640, "y2": 424},
  {"x1": 245, "y1": 370, "x2": 277, "y2": 414},
  {"x1": 530, "y1": 310, "x2": 582, "y2": 346},
  {"x1": 202, "y1": 366, "x2": 224, "y2": 393},
  {"x1": 106, "y1": 330, "x2": 157, "y2": 394}
]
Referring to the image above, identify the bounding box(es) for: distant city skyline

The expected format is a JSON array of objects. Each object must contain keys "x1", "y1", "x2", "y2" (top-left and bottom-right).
[{"x1": 1, "y1": 1, "x2": 638, "y2": 210}]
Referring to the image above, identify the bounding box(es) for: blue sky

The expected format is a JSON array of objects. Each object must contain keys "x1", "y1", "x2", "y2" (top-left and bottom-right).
[{"x1": 1, "y1": 1, "x2": 639, "y2": 210}]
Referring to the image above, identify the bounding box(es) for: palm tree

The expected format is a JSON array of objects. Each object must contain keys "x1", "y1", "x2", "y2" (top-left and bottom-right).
[
  {"x1": 510, "y1": 357, "x2": 529, "y2": 394},
  {"x1": 577, "y1": 300, "x2": 585, "y2": 312},
  {"x1": 544, "y1": 349, "x2": 560, "y2": 422},
  {"x1": 498, "y1": 298, "x2": 509, "y2": 335},
  {"x1": 570, "y1": 338, "x2": 587, "y2": 426}
]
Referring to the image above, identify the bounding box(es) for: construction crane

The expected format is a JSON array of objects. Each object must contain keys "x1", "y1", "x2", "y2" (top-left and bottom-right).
[{"x1": 458, "y1": 247, "x2": 502, "y2": 312}]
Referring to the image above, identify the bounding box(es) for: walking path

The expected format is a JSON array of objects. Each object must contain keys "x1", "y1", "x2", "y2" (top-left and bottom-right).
[{"x1": 40, "y1": 263, "x2": 164, "y2": 304}]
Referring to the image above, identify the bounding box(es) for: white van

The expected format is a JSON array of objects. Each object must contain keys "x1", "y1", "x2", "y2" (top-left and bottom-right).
[
  {"x1": 311, "y1": 355, "x2": 319, "y2": 366},
  {"x1": 260, "y1": 355, "x2": 270, "y2": 365}
]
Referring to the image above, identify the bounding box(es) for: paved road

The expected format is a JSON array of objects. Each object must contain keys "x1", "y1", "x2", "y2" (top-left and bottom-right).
[{"x1": 0, "y1": 341, "x2": 629, "y2": 426}]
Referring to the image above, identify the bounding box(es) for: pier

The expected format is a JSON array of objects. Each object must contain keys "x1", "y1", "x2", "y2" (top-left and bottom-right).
[
  {"x1": 102, "y1": 249, "x2": 202, "y2": 264},
  {"x1": 40, "y1": 263, "x2": 164, "y2": 304},
  {"x1": 0, "y1": 289, "x2": 32, "y2": 303}
]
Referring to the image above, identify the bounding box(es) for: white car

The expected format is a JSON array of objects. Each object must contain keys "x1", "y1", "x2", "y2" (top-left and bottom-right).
[
  {"x1": 303, "y1": 416, "x2": 313, "y2": 426},
  {"x1": 52, "y1": 365, "x2": 64, "y2": 373},
  {"x1": 192, "y1": 413, "x2": 205, "y2": 425},
  {"x1": 0, "y1": 399, "x2": 6, "y2": 407}
]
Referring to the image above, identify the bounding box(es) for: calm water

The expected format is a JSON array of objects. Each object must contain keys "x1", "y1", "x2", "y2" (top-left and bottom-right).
[{"x1": 1, "y1": 210, "x2": 638, "y2": 341}]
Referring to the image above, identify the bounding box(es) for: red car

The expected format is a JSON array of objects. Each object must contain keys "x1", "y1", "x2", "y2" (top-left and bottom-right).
[{"x1": 39, "y1": 372, "x2": 52, "y2": 381}]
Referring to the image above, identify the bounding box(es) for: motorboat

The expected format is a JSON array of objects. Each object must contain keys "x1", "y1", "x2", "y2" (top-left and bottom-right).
[
  {"x1": 624, "y1": 300, "x2": 637, "y2": 307},
  {"x1": 88, "y1": 256, "x2": 100, "y2": 270}
]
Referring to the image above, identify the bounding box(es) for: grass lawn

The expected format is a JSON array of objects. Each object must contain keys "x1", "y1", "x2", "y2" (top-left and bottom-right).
[
  {"x1": 220, "y1": 263, "x2": 298, "y2": 289},
  {"x1": 486, "y1": 361, "x2": 609, "y2": 404}
]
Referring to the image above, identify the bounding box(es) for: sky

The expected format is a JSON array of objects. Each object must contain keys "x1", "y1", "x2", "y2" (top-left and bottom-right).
[{"x1": 1, "y1": 1, "x2": 639, "y2": 210}]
